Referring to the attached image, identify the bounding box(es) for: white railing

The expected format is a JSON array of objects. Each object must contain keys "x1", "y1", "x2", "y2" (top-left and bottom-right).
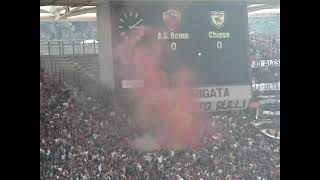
[{"x1": 40, "y1": 40, "x2": 99, "y2": 55}]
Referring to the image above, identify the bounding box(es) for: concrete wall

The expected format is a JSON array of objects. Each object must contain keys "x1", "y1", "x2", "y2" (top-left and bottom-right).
[{"x1": 97, "y1": 4, "x2": 115, "y2": 90}]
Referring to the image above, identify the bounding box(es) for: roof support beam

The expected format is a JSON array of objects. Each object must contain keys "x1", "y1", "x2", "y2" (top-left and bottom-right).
[
  {"x1": 248, "y1": 0, "x2": 279, "y2": 5},
  {"x1": 40, "y1": 9, "x2": 51, "y2": 13},
  {"x1": 60, "y1": 7, "x2": 96, "y2": 19},
  {"x1": 40, "y1": 0, "x2": 94, "y2": 6},
  {"x1": 58, "y1": 6, "x2": 83, "y2": 20},
  {"x1": 40, "y1": 0, "x2": 279, "y2": 6},
  {"x1": 248, "y1": 4, "x2": 279, "y2": 12}
]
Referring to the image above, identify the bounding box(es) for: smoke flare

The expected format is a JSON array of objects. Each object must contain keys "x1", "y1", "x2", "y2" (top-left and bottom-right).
[{"x1": 114, "y1": 26, "x2": 206, "y2": 150}]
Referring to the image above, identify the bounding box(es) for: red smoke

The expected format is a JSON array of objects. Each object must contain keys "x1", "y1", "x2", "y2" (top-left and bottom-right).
[{"x1": 115, "y1": 26, "x2": 206, "y2": 150}]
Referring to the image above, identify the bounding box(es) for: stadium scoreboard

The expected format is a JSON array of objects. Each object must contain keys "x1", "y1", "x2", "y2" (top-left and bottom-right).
[{"x1": 110, "y1": 1, "x2": 251, "y2": 111}]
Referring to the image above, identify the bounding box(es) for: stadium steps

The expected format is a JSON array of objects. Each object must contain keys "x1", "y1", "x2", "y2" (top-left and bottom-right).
[{"x1": 40, "y1": 55, "x2": 99, "y2": 82}]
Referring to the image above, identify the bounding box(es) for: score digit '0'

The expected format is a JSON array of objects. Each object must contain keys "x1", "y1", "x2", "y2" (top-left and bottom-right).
[
  {"x1": 171, "y1": 42, "x2": 177, "y2": 51},
  {"x1": 217, "y1": 41, "x2": 223, "y2": 50}
]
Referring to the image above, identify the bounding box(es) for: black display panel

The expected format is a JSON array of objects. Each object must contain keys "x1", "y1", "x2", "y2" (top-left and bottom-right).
[{"x1": 111, "y1": 1, "x2": 250, "y2": 88}]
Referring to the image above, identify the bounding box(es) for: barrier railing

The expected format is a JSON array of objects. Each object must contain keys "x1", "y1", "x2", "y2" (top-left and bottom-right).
[{"x1": 40, "y1": 40, "x2": 99, "y2": 55}]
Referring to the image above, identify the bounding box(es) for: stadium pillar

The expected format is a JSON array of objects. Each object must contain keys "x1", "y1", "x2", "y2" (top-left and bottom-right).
[{"x1": 96, "y1": 4, "x2": 115, "y2": 90}]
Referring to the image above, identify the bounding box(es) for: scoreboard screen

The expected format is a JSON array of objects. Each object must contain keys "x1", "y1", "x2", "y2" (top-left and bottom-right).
[{"x1": 110, "y1": 1, "x2": 251, "y2": 111}]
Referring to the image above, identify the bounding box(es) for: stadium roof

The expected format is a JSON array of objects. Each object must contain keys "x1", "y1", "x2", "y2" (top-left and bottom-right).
[
  {"x1": 40, "y1": 0, "x2": 279, "y2": 22},
  {"x1": 40, "y1": 0, "x2": 279, "y2": 6},
  {"x1": 40, "y1": 6, "x2": 96, "y2": 21},
  {"x1": 248, "y1": 8, "x2": 279, "y2": 16}
]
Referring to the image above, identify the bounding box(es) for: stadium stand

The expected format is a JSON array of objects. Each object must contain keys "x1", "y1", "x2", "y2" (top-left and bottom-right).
[
  {"x1": 40, "y1": 1, "x2": 280, "y2": 179},
  {"x1": 40, "y1": 68, "x2": 280, "y2": 179}
]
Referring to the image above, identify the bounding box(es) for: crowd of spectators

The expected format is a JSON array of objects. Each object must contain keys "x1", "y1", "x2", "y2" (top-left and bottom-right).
[
  {"x1": 249, "y1": 33, "x2": 280, "y2": 61},
  {"x1": 248, "y1": 16, "x2": 280, "y2": 35},
  {"x1": 249, "y1": 33, "x2": 280, "y2": 95},
  {"x1": 248, "y1": 32, "x2": 280, "y2": 140},
  {"x1": 40, "y1": 27, "x2": 280, "y2": 179},
  {"x1": 251, "y1": 68, "x2": 280, "y2": 84},
  {"x1": 40, "y1": 67, "x2": 280, "y2": 179},
  {"x1": 249, "y1": 33, "x2": 280, "y2": 85}
]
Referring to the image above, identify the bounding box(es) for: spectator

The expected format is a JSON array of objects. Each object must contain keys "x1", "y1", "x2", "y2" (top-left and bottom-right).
[
  {"x1": 40, "y1": 31, "x2": 280, "y2": 179},
  {"x1": 40, "y1": 70, "x2": 280, "y2": 179}
]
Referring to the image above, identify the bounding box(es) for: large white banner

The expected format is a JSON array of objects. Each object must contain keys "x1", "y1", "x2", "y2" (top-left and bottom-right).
[
  {"x1": 122, "y1": 80, "x2": 144, "y2": 88},
  {"x1": 263, "y1": 110, "x2": 280, "y2": 116},
  {"x1": 258, "y1": 95, "x2": 280, "y2": 99},
  {"x1": 193, "y1": 85, "x2": 251, "y2": 111},
  {"x1": 124, "y1": 83, "x2": 252, "y2": 112},
  {"x1": 251, "y1": 59, "x2": 280, "y2": 68},
  {"x1": 196, "y1": 99, "x2": 249, "y2": 112},
  {"x1": 259, "y1": 98, "x2": 280, "y2": 105},
  {"x1": 253, "y1": 82, "x2": 280, "y2": 91}
]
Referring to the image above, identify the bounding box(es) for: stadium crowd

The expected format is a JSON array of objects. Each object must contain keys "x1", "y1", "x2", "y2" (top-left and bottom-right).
[
  {"x1": 248, "y1": 32, "x2": 280, "y2": 141},
  {"x1": 249, "y1": 33, "x2": 280, "y2": 85},
  {"x1": 40, "y1": 67, "x2": 280, "y2": 179},
  {"x1": 249, "y1": 33, "x2": 280, "y2": 61}
]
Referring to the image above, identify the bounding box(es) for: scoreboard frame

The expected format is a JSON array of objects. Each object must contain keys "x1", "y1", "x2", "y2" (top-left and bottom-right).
[{"x1": 110, "y1": 0, "x2": 252, "y2": 112}]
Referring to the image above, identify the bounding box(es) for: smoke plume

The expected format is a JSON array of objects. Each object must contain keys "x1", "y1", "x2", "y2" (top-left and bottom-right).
[{"x1": 114, "y1": 26, "x2": 206, "y2": 150}]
